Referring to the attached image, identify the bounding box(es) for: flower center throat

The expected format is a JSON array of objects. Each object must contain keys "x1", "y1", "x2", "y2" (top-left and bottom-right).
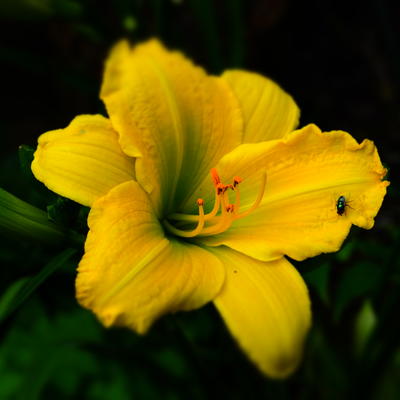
[{"x1": 163, "y1": 168, "x2": 267, "y2": 238}]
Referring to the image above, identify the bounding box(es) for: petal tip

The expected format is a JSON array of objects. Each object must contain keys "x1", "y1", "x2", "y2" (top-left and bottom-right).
[{"x1": 259, "y1": 350, "x2": 304, "y2": 379}]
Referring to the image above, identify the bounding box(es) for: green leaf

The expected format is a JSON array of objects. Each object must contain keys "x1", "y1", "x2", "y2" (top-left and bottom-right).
[
  {"x1": 334, "y1": 262, "x2": 382, "y2": 321},
  {"x1": 0, "y1": 0, "x2": 82, "y2": 21},
  {"x1": 0, "y1": 187, "x2": 65, "y2": 243},
  {"x1": 0, "y1": 248, "x2": 77, "y2": 322},
  {"x1": 0, "y1": 303, "x2": 102, "y2": 400},
  {"x1": 0, "y1": 188, "x2": 84, "y2": 246},
  {"x1": 225, "y1": 0, "x2": 245, "y2": 67},
  {"x1": 18, "y1": 145, "x2": 35, "y2": 178},
  {"x1": 0, "y1": 0, "x2": 53, "y2": 20},
  {"x1": 52, "y1": 0, "x2": 82, "y2": 19},
  {"x1": 122, "y1": 15, "x2": 137, "y2": 32},
  {"x1": 47, "y1": 196, "x2": 77, "y2": 226},
  {"x1": 336, "y1": 241, "x2": 356, "y2": 263},
  {"x1": 0, "y1": 278, "x2": 30, "y2": 321},
  {"x1": 150, "y1": 348, "x2": 188, "y2": 378},
  {"x1": 354, "y1": 300, "x2": 377, "y2": 356},
  {"x1": 303, "y1": 262, "x2": 331, "y2": 305},
  {"x1": 188, "y1": 0, "x2": 222, "y2": 72}
]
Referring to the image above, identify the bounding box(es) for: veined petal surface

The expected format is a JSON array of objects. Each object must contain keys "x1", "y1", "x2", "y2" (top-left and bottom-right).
[
  {"x1": 198, "y1": 124, "x2": 389, "y2": 261},
  {"x1": 31, "y1": 115, "x2": 135, "y2": 207},
  {"x1": 212, "y1": 248, "x2": 311, "y2": 379},
  {"x1": 222, "y1": 70, "x2": 300, "y2": 143},
  {"x1": 76, "y1": 180, "x2": 225, "y2": 334},
  {"x1": 101, "y1": 40, "x2": 242, "y2": 216}
]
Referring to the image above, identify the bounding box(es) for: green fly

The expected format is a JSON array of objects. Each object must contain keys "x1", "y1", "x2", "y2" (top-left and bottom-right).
[{"x1": 336, "y1": 195, "x2": 348, "y2": 216}]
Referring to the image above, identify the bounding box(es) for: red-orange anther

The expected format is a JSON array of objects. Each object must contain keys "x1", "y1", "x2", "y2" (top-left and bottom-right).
[
  {"x1": 226, "y1": 204, "x2": 235, "y2": 213},
  {"x1": 233, "y1": 176, "x2": 243, "y2": 187},
  {"x1": 197, "y1": 198, "x2": 204, "y2": 206},
  {"x1": 217, "y1": 183, "x2": 225, "y2": 195}
]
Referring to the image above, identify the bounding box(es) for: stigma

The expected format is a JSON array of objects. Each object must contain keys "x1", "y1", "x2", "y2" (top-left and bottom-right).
[{"x1": 163, "y1": 168, "x2": 267, "y2": 238}]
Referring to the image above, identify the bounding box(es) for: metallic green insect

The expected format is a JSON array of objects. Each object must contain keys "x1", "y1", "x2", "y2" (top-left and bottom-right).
[{"x1": 336, "y1": 195, "x2": 347, "y2": 216}]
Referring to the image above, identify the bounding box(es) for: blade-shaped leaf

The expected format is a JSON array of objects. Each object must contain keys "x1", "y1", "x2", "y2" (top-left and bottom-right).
[
  {"x1": 0, "y1": 248, "x2": 77, "y2": 322},
  {"x1": 0, "y1": 188, "x2": 83, "y2": 246}
]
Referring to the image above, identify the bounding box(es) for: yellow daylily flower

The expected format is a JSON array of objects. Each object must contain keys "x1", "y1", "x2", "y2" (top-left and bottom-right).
[{"x1": 31, "y1": 39, "x2": 389, "y2": 379}]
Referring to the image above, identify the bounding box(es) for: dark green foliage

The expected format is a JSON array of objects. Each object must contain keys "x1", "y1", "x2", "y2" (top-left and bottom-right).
[
  {"x1": 1, "y1": 1, "x2": 399, "y2": 399},
  {"x1": 0, "y1": 248, "x2": 77, "y2": 323}
]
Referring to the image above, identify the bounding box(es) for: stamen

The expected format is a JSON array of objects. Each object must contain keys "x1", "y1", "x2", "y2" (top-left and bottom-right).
[
  {"x1": 234, "y1": 184, "x2": 240, "y2": 214},
  {"x1": 163, "y1": 198, "x2": 205, "y2": 238},
  {"x1": 234, "y1": 171, "x2": 267, "y2": 219},
  {"x1": 232, "y1": 175, "x2": 242, "y2": 214},
  {"x1": 223, "y1": 189, "x2": 230, "y2": 207},
  {"x1": 197, "y1": 191, "x2": 234, "y2": 236},
  {"x1": 163, "y1": 169, "x2": 267, "y2": 239}
]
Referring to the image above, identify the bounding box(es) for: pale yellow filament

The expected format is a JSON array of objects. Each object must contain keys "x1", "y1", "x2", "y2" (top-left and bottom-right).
[
  {"x1": 234, "y1": 172, "x2": 266, "y2": 219},
  {"x1": 168, "y1": 189, "x2": 220, "y2": 222},
  {"x1": 163, "y1": 202, "x2": 205, "y2": 238},
  {"x1": 234, "y1": 185, "x2": 240, "y2": 215},
  {"x1": 197, "y1": 193, "x2": 234, "y2": 236}
]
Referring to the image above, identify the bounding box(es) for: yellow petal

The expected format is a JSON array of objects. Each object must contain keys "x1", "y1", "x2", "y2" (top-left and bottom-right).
[
  {"x1": 222, "y1": 70, "x2": 300, "y2": 143},
  {"x1": 76, "y1": 180, "x2": 225, "y2": 334},
  {"x1": 101, "y1": 40, "x2": 242, "y2": 216},
  {"x1": 198, "y1": 124, "x2": 389, "y2": 261},
  {"x1": 212, "y1": 248, "x2": 311, "y2": 379},
  {"x1": 31, "y1": 115, "x2": 135, "y2": 207}
]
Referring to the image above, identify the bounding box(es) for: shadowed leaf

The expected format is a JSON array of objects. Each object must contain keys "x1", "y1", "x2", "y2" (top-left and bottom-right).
[{"x1": 0, "y1": 248, "x2": 77, "y2": 322}]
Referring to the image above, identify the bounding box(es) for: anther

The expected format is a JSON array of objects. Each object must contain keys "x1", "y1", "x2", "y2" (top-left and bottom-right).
[
  {"x1": 226, "y1": 204, "x2": 235, "y2": 213},
  {"x1": 217, "y1": 183, "x2": 225, "y2": 195},
  {"x1": 233, "y1": 176, "x2": 242, "y2": 187}
]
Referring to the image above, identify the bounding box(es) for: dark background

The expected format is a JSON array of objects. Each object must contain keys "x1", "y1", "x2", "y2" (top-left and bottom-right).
[{"x1": 0, "y1": 1, "x2": 399, "y2": 399}]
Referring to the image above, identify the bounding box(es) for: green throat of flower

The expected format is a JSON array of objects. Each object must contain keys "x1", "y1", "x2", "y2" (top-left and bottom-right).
[{"x1": 163, "y1": 168, "x2": 267, "y2": 238}]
